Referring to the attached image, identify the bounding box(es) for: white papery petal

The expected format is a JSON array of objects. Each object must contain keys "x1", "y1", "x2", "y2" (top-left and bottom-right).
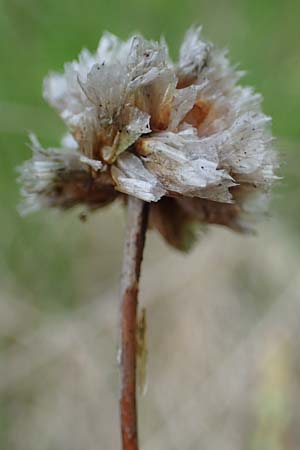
[
  {"x1": 79, "y1": 155, "x2": 103, "y2": 171},
  {"x1": 168, "y1": 85, "x2": 199, "y2": 131},
  {"x1": 61, "y1": 133, "x2": 79, "y2": 150},
  {"x1": 177, "y1": 26, "x2": 210, "y2": 82},
  {"x1": 78, "y1": 61, "x2": 130, "y2": 116},
  {"x1": 111, "y1": 152, "x2": 165, "y2": 202},
  {"x1": 18, "y1": 134, "x2": 103, "y2": 214},
  {"x1": 43, "y1": 73, "x2": 68, "y2": 111},
  {"x1": 177, "y1": 27, "x2": 243, "y2": 106},
  {"x1": 117, "y1": 107, "x2": 151, "y2": 154},
  {"x1": 139, "y1": 128, "x2": 235, "y2": 202},
  {"x1": 96, "y1": 32, "x2": 123, "y2": 63}
]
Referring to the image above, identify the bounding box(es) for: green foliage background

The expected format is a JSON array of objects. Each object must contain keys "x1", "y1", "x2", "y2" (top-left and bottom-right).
[
  {"x1": 0, "y1": 0, "x2": 299, "y2": 306},
  {"x1": 0, "y1": 0, "x2": 298, "y2": 303}
]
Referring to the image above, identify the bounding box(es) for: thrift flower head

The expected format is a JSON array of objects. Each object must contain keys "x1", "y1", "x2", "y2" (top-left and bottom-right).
[{"x1": 19, "y1": 27, "x2": 278, "y2": 250}]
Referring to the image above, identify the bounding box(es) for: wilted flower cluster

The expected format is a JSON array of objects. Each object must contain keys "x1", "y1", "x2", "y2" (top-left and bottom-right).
[{"x1": 19, "y1": 27, "x2": 278, "y2": 250}]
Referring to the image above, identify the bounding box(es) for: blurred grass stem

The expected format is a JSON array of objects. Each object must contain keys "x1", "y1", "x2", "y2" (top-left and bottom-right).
[{"x1": 119, "y1": 197, "x2": 149, "y2": 450}]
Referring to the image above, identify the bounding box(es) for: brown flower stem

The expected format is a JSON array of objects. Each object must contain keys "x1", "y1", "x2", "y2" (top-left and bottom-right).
[{"x1": 119, "y1": 197, "x2": 149, "y2": 450}]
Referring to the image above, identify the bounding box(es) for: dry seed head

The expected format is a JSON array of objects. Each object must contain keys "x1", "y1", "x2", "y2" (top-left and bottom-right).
[{"x1": 18, "y1": 27, "x2": 279, "y2": 250}]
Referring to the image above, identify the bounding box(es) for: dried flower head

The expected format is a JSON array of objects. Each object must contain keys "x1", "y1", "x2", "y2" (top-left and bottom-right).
[{"x1": 18, "y1": 27, "x2": 278, "y2": 250}]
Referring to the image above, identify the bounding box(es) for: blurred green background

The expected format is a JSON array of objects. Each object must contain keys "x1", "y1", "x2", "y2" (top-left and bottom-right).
[
  {"x1": 0, "y1": 0, "x2": 300, "y2": 449},
  {"x1": 0, "y1": 0, "x2": 299, "y2": 309}
]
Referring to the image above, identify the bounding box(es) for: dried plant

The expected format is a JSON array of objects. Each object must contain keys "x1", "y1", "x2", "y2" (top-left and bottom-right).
[{"x1": 18, "y1": 26, "x2": 278, "y2": 450}]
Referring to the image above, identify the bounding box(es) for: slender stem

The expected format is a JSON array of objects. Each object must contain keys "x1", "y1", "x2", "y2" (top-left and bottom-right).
[{"x1": 119, "y1": 197, "x2": 149, "y2": 450}]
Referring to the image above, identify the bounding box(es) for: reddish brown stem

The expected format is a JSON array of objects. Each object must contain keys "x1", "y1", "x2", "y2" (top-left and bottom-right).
[{"x1": 119, "y1": 197, "x2": 149, "y2": 450}]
